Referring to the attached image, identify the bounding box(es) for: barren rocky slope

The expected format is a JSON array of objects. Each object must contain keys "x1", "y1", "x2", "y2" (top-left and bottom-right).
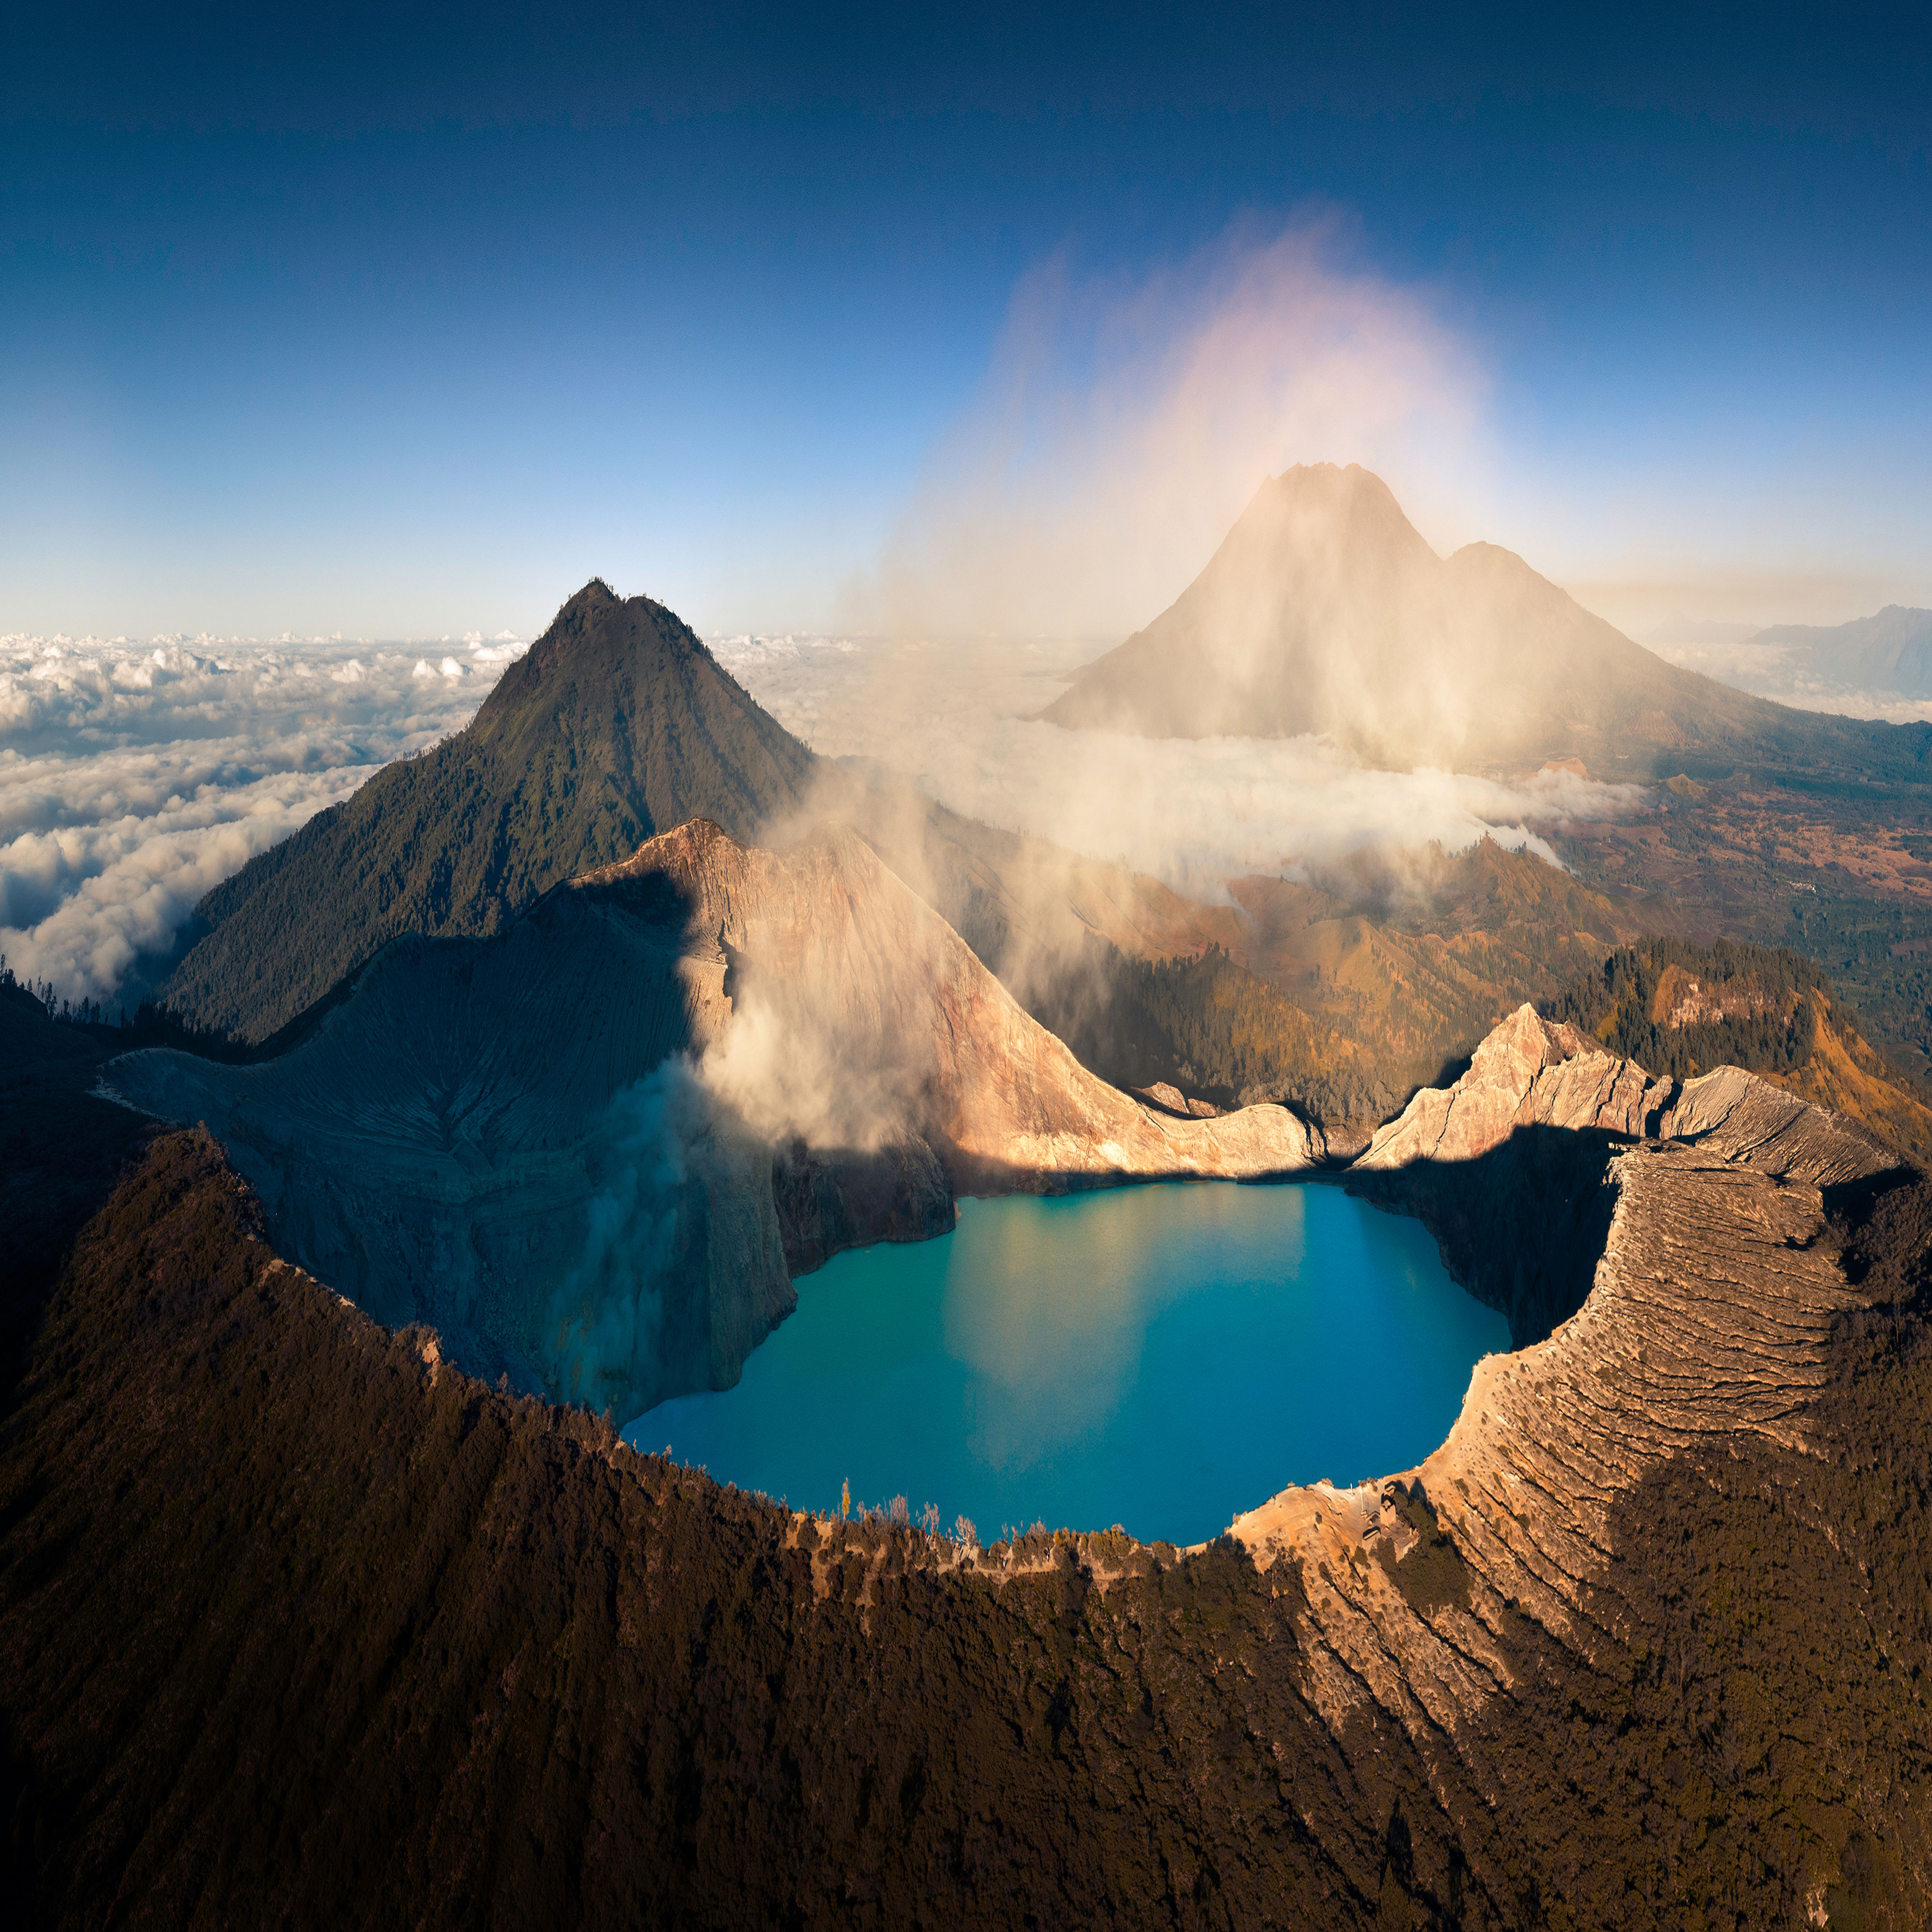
[
  {"x1": 108, "y1": 820, "x2": 1315, "y2": 1418},
  {"x1": 9, "y1": 1024, "x2": 1932, "y2": 1924},
  {"x1": 1241, "y1": 1009, "x2": 1893, "y2": 1729}
]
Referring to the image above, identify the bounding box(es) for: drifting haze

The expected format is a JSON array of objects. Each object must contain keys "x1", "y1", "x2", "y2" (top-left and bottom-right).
[
  {"x1": 1645, "y1": 607, "x2": 1932, "y2": 725},
  {"x1": 544, "y1": 1058, "x2": 703, "y2": 1411},
  {"x1": 0, "y1": 630, "x2": 525, "y2": 1004},
  {"x1": 712, "y1": 632, "x2": 1646, "y2": 896},
  {"x1": 853, "y1": 221, "x2": 1488, "y2": 642}
]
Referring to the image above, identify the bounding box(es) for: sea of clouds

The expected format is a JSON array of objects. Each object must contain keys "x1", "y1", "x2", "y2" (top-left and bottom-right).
[
  {"x1": 3, "y1": 613, "x2": 1647, "y2": 1016},
  {"x1": 0, "y1": 629, "x2": 526, "y2": 1007}
]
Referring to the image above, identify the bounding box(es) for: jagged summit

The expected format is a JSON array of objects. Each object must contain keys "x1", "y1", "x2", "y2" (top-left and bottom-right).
[
  {"x1": 483, "y1": 576, "x2": 676, "y2": 696},
  {"x1": 509, "y1": 575, "x2": 623, "y2": 680},
  {"x1": 159, "y1": 583, "x2": 820, "y2": 1044},
  {"x1": 1044, "y1": 464, "x2": 1925, "y2": 779}
]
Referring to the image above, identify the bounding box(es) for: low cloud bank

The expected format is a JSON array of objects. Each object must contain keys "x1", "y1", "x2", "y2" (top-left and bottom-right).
[
  {"x1": 0, "y1": 630, "x2": 525, "y2": 1001},
  {"x1": 711, "y1": 632, "x2": 1647, "y2": 895},
  {"x1": 1646, "y1": 636, "x2": 1932, "y2": 725}
]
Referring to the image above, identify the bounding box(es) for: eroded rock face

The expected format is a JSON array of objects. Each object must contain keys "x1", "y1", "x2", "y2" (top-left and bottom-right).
[
  {"x1": 1659, "y1": 1060, "x2": 1887, "y2": 1185},
  {"x1": 107, "y1": 819, "x2": 1316, "y2": 1417},
  {"x1": 1231, "y1": 1006, "x2": 1899, "y2": 1788},
  {"x1": 1358, "y1": 1001, "x2": 1888, "y2": 1187},
  {"x1": 1349, "y1": 1006, "x2": 1650, "y2": 1343},
  {"x1": 1357, "y1": 1004, "x2": 1670, "y2": 1169},
  {"x1": 770, "y1": 1132, "x2": 954, "y2": 1276},
  {"x1": 572, "y1": 820, "x2": 1321, "y2": 1193},
  {"x1": 1348, "y1": 1002, "x2": 1890, "y2": 1345}
]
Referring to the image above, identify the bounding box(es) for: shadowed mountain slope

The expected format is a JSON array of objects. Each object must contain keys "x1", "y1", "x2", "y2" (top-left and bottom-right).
[
  {"x1": 0, "y1": 980, "x2": 156, "y2": 1394},
  {"x1": 1043, "y1": 463, "x2": 1932, "y2": 781},
  {"x1": 111, "y1": 821, "x2": 1315, "y2": 1418},
  {"x1": 160, "y1": 580, "x2": 819, "y2": 1042}
]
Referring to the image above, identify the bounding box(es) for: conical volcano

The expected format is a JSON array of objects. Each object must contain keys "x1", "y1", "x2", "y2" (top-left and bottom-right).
[
  {"x1": 161, "y1": 580, "x2": 819, "y2": 1043},
  {"x1": 1043, "y1": 463, "x2": 1928, "y2": 779}
]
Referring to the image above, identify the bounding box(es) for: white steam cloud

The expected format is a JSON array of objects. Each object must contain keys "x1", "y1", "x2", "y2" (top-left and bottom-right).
[
  {"x1": 712, "y1": 634, "x2": 1646, "y2": 895},
  {"x1": 544, "y1": 1058, "x2": 702, "y2": 1409},
  {"x1": 853, "y1": 216, "x2": 1488, "y2": 642},
  {"x1": 696, "y1": 992, "x2": 926, "y2": 1155},
  {"x1": 782, "y1": 218, "x2": 1641, "y2": 897},
  {"x1": 0, "y1": 630, "x2": 525, "y2": 1003}
]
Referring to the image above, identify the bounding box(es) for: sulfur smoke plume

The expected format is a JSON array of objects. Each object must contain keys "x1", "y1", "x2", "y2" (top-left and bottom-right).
[{"x1": 852, "y1": 216, "x2": 1489, "y2": 645}]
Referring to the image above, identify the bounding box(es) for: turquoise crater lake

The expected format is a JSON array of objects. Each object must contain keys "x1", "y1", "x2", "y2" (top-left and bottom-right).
[{"x1": 626, "y1": 1180, "x2": 1509, "y2": 1548}]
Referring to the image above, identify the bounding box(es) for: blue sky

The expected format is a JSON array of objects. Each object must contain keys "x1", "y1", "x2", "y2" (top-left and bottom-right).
[{"x1": 4, "y1": 3, "x2": 1928, "y2": 638}]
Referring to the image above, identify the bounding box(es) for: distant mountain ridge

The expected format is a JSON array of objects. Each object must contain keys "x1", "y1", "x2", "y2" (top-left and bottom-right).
[
  {"x1": 1747, "y1": 605, "x2": 1932, "y2": 699},
  {"x1": 1043, "y1": 463, "x2": 1932, "y2": 780},
  {"x1": 162, "y1": 580, "x2": 819, "y2": 1042}
]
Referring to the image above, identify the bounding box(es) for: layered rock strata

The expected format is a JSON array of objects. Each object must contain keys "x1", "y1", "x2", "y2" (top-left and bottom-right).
[
  {"x1": 1349, "y1": 1002, "x2": 1886, "y2": 1342},
  {"x1": 107, "y1": 819, "x2": 1315, "y2": 1416},
  {"x1": 1231, "y1": 1005, "x2": 1898, "y2": 1782}
]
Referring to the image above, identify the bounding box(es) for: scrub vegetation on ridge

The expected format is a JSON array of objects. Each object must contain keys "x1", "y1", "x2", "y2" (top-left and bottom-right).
[{"x1": 1541, "y1": 936, "x2": 1932, "y2": 1159}]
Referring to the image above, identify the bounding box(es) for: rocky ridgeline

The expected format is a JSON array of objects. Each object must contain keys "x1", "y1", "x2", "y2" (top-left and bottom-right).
[
  {"x1": 569, "y1": 820, "x2": 1318, "y2": 1190},
  {"x1": 1231, "y1": 1003, "x2": 1895, "y2": 1778}
]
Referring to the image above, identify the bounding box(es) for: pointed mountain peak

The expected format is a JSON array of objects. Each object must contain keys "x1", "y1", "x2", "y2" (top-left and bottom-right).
[
  {"x1": 161, "y1": 579, "x2": 818, "y2": 1043},
  {"x1": 1040, "y1": 461, "x2": 1765, "y2": 773},
  {"x1": 520, "y1": 577, "x2": 650, "y2": 681}
]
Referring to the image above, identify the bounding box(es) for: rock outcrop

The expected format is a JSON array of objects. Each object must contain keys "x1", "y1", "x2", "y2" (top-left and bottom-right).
[
  {"x1": 1357, "y1": 1004, "x2": 1669, "y2": 1166},
  {"x1": 1230, "y1": 1005, "x2": 1901, "y2": 1787},
  {"x1": 1356, "y1": 998, "x2": 1888, "y2": 1189},
  {"x1": 1348, "y1": 1002, "x2": 1889, "y2": 1344},
  {"x1": 108, "y1": 820, "x2": 1316, "y2": 1418}
]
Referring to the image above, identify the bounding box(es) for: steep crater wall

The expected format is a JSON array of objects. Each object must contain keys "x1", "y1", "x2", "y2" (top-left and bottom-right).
[
  {"x1": 107, "y1": 820, "x2": 1315, "y2": 1420},
  {"x1": 1349, "y1": 1004, "x2": 1890, "y2": 1345},
  {"x1": 12, "y1": 1107, "x2": 1932, "y2": 1927}
]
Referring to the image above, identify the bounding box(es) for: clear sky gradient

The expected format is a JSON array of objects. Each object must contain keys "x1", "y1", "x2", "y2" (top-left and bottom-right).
[{"x1": 5, "y1": 3, "x2": 1928, "y2": 639}]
